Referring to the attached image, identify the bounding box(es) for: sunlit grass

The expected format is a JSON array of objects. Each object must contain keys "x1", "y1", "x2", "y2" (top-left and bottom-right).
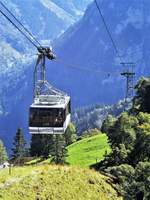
[
  {"x1": 0, "y1": 165, "x2": 122, "y2": 200},
  {"x1": 0, "y1": 166, "x2": 39, "y2": 184},
  {"x1": 66, "y1": 134, "x2": 111, "y2": 167},
  {"x1": 0, "y1": 134, "x2": 117, "y2": 199}
]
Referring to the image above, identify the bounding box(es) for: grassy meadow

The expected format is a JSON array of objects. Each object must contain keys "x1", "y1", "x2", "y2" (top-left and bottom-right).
[
  {"x1": 0, "y1": 133, "x2": 116, "y2": 200},
  {"x1": 66, "y1": 133, "x2": 111, "y2": 167},
  {"x1": 0, "y1": 165, "x2": 122, "y2": 200}
]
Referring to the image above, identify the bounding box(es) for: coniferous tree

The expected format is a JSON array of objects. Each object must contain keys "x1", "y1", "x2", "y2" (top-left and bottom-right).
[
  {"x1": 30, "y1": 135, "x2": 54, "y2": 158},
  {"x1": 11, "y1": 128, "x2": 26, "y2": 163},
  {"x1": 52, "y1": 135, "x2": 67, "y2": 164},
  {"x1": 42, "y1": 135, "x2": 55, "y2": 158},
  {"x1": 31, "y1": 134, "x2": 67, "y2": 164},
  {"x1": 64, "y1": 123, "x2": 77, "y2": 146},
  {"x1": 0, "y1": 139, "x2": 8, "y2": 164},
  {"x1": 133, "y1": 77, "x2": 150, "y2": 113},
  {"x1": 30, "y1": 135, "x2": 45, "y2": 157}
]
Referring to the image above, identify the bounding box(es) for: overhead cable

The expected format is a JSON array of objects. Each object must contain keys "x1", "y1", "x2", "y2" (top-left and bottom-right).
[
  {"x1": 0, "y1": 1, "x2": 42, "y2": 47},
  {"x1": 0, "y1": 8, "x2": 38, "y2": 48},
  {"x1": 94, "y1": 0, "x2": 124, "y2": 63},
  {"x1": 54, "y1": 59, "x2": 119, "y2": 76}
]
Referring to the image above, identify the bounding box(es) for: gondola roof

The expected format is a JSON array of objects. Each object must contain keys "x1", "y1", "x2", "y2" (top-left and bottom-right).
[{"x1": 30, "y1": 95, "x2": 70, "y2": 109}]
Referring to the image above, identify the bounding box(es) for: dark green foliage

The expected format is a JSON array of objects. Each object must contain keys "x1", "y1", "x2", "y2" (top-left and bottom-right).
[
  {"x1": 11, "y1": 128, "x2": 26, "y2": 163},
  {"x1": 133, "y1": 77, "x2": 150, "y2": 113},
  {"x1": 30, "y1": 123, "x2": 78, "y2": 164},
  {"x1": 101, "y1": 115, "x2": 116, "y2": 134},
  {"x1": 101, "y1": 112, "x2": 138, "y2": 167},
  {"x1": 101, "y1": 112, "x2": 150, "y2": 166},
  {"x1": 93, "y1": 77, "x2": 150, "y2": 199},
  {"x1": 64, "y1": 123, "x2": 77, "y2": 146},
  {"x1": 108, "y1": 112, "x2": 138, "y2": 149},
  {"x1": 129, "y1": 113, "x2": 150, "y2": 165},
  {"x1": 103, "y1": 144, "x2": 130, "y2": 167},
  {"x1": 30, "y1": 134, "x2": 67, "y2": 164},
  {"x1": 51, "y1": 135, "x2": 67, "y2": 164},
  {"x1": 0, "y1": 139, "x2": 8, "y2": 164},
  {"x1": 30, "y1": 135, "x2": 55, "y2": 158},
  {"x1": 106, "y1": 162, "x2": 150, "y2": 200},
  {"x1": 30, "y1": 135, "x2": 43, "y2": 157},
  {"x1": 99, "y1": 111, "x2": 150, "y2": 199},
  {"x1": 135, "y1": 162, "x2": 150, "y2": 200}
]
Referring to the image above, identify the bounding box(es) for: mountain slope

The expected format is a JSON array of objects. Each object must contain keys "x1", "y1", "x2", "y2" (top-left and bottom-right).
[
  {"x1": 52, "y1": 0, "x2": 150, "y2": 106},
  {"x1": 0, "y1": 0, "x2": 92, "y2": 115},
  {"x1": 66, "y1": 133, "x2": 111, "y2": 167},
  {"x1": 0, "y1": 0, "x2": 92, "y2": 150},
  {"x1": 1, "y1": 0, "x2": 150, "y2": 151},
  {"x1": 0, "y1": 165, "x2": 122, "y2": 200},
  {"x1": 72, "y1": 100, "x2": 130, "y2": 134}
]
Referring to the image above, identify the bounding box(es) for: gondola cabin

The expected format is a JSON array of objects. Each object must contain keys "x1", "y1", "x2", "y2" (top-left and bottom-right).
[{"x1": 29, "y1": 95, "x2": 71, "y2": 134}]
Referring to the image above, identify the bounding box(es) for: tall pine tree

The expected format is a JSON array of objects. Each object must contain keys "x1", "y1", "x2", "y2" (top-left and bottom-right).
[
  {"x1": 64, "y1": 123, "x2": 77, "y2": 146},
  {"x1": 0, "y1": 139, "x2": 8, "y2": 164},
  {"x1": 11, "y1": 128, "x2": 26, "y2": 163},
  {"x1": 30, "y1": 135, "x2": 54, "y2": 158},
  {"x1": 30, "y1": 134, "x2": 67, "y2": 164},
  {"x1": 52, "y1": 135, "x2": 67, "y2": 164}
]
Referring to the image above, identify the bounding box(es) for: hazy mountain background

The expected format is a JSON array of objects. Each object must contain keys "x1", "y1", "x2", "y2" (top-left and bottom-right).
[
  {"x1": 0, "y1": 0, "x2": 92, "y2": 115},
  {"x1": 72, "y1": 100, "x2": 130, "y2": 134},
  {"x1": 53, "y1": 0, "x2": 150, "y2": 106},
  {"x1": 0, "y1": 0, "x2": 150, "y2": 152},
  {"x1": 0, "y1": 0, "x2": 92, "y2": 151}
]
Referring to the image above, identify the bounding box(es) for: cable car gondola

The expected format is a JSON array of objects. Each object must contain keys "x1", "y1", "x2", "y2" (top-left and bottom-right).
[
  {"x1": 29, "y1": 94, "x2": 71, "y2": 134},
  {"x1": 28, "y1": 47, "x2": 71, "y2": 135},
  {"x1": 0, "y1": 3, "x2": 71, "y2": 135}
]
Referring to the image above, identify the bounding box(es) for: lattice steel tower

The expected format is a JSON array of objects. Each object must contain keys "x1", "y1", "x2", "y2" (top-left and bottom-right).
[{"x1": 121, "y1": 62, "x2": 135, "y2": 102}]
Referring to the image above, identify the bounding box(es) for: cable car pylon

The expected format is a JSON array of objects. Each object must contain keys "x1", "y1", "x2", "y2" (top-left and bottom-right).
[{"x1": 120, "y1": 62, "x2": 135, "y2": 104}]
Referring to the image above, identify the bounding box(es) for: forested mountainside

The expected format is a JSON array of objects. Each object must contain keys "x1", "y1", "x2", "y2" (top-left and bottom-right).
[
  {"x1": 0, "y1": 0, "x2": 92, "y2": 116},
  {"x1": 72, "y1": 100, "x2": 130, "y2": 134},
  {"x1": 1, "y1": 0, "x2": 150, "y2": 150},
  {"x1": 0, "y1": 0, "x2": 92, "y2": 150},
  {"x1": 53, "y1": 0, "x2": 150, "y2": 106}
]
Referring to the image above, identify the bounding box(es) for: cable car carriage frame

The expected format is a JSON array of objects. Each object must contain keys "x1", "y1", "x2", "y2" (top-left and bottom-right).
[{"x1": 29, "y1": 47, "x2": 71, "y2": 135}]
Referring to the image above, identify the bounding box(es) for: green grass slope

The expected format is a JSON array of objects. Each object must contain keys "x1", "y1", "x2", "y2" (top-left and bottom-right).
[
  {"x1": 66, "y1": 133, "x2": 111, "y2": 167},
  {"x1": 0, "y1": 165, "x2": 122, "y2": 200}
]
